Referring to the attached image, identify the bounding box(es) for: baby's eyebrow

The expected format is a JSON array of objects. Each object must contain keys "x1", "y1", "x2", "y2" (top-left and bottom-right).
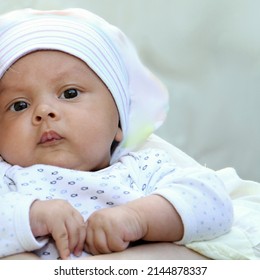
[
  {"x1": 0, "y1": 83, "x2": 16, "y2": 94},
  {"x1": 0, "y1": 81, "x2": 25, "y2": 98},
  {"x1": 50, "y1": 65, "x2": 87, "y2": 81}
]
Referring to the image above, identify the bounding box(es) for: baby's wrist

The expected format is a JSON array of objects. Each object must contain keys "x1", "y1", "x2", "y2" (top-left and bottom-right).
[
  {"x1": 123, "y1": 201, "x2": 149, "y2": 238},
  {"x1": 29, "y1": 200, "x2": 47, "y2": 237}
]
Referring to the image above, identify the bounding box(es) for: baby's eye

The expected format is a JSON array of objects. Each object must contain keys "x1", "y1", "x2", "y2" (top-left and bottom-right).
[
  {"x1": 10, "y1": 101, "x2": 29, "y2": 112},
  {"x1": 60, "y1": 88, "x2": 80, "y2": 99}
]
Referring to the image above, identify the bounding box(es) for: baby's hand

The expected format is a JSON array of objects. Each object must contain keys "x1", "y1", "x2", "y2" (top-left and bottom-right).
[
  {"x1": 29, "y1": 199, "x2": 86, "y2": 259},
  {"x1": 85, "y1": 195, "x2": 184, "y2": 255},
  {"x1": 84, "y1": 205, "x2": 146, "y2": 255}
]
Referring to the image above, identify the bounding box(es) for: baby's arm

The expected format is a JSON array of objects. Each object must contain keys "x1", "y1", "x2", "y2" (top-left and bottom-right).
[
  {"x1": 84, "y1": 148, "x2": 233, "y2": 255},
  {"x1": 84, "y1": 194, "x2": 182, "y2": 255},
  {"x1": 30, "y1": 199, "x2": 86, "y2": 259},
  {"x1": 126, "y1": 194, "x2": 184, "y2": 241}
]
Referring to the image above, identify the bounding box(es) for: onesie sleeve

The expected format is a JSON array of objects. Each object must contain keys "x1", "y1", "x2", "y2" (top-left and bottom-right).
[
  {"x1": 0, "y1": 160, "x2": 47, "y2": 258},
  {"x1": 0, "y1": 192, "x2": 48, "y2": 258},
  {"x1": 124, "y1": 149, "x2": 234, "y2": 244}
]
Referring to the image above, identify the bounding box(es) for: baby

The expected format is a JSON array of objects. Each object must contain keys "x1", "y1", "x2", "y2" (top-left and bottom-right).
[{"x1": 0, "y1": 8, "x2": 233, "y2": 260}]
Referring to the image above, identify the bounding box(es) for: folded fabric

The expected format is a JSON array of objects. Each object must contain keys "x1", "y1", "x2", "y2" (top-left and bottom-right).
[{"x1": 186, "y1": 168, "x2": 260, "y2": 259}]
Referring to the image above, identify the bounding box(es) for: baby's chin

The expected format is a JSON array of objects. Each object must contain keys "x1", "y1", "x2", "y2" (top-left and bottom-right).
[
  {"x1": 3, "y1": 152, "x2": 111, "y2": 171},
  {"x1": 33, "y1": 159, "x2": 89, "y2": 171},
  {"x1": 32, "y1": 159, "x2": 109, "y2": 172},
  {"x1": 8, "y1": 157, "x2": 81, "y2": 171}
]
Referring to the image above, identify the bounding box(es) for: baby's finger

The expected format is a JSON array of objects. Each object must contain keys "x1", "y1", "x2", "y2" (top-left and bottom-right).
[
  {"x1": 52, "y1": 225, "x2": 70, "y2": 260},
  {"x1": 65, "y1": 215, "x2": 85, "y2": 254},
  {"x1": 107, "y1": 233, "x2": 130, "y2": 252},
  {"x1": 84, "y1": 225, "x2": 93, "y2": 254},
  {"x1": 86, "y1": 228, "x2": 111, "y2": 255},
  {"x1": 73, "y1": 223, "x2": 87, "y2": 257}
]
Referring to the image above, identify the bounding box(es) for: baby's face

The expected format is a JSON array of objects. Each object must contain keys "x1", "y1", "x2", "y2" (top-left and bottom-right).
[{"x1": 0, "y1": 51, "x2": 122, "y2": 171}]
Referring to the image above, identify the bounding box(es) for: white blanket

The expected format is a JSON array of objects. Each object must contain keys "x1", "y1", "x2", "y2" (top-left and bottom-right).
[{"x1": 187, "y1": 168, "x2": 260, "y2": 259}]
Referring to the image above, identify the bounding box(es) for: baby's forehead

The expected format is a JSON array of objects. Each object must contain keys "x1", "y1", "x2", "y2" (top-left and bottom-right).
[
  {"x1": 1, "y1": 50, "x2": 106, "y2": 85},
  {"x1": 0, "y1": 51, "x2": 83, "y2": 78}
]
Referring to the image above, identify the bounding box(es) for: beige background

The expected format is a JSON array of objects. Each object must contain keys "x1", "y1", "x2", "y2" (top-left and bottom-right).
[{"x1": 1, "y1": 0, "x2": 259, "y2": 181}]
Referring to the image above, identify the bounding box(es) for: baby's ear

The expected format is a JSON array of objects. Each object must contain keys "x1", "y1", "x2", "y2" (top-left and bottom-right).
[{"x1": 115, "y1": 127, "x2": 123, "y2": 142}]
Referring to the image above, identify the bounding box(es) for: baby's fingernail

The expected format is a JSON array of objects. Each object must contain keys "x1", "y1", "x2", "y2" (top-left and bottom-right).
[
  {"x1": 74, "y1": 250, "x2": 82, "y2": 257},
  {"x1": 61, "y1": 249, "x2": 71, "y2": 260}
]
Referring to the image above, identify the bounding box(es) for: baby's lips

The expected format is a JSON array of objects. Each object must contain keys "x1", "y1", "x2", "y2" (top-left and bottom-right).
[{"x1": 39, "y1": 130, "x2": 62, "y2": 144}]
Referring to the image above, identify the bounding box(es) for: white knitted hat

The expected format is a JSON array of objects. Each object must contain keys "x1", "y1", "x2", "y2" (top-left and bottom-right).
[{"x1": 0, "y1": 8, "x2": 169, "y2": 162}]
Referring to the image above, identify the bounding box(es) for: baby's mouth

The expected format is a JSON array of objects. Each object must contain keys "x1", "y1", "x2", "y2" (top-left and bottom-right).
[{"x1": 39, "y1": 130, "x2": 63, "y2": 145}]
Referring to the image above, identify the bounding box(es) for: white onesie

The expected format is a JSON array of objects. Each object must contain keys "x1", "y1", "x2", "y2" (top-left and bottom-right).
[{"x1": 0, "y1": 148, "x2": 233, "y2": 259}]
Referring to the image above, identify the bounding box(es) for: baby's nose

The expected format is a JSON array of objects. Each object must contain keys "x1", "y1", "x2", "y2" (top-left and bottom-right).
[{"x1": 32, "y1": 104, "x2": 59, "y2": 124}]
